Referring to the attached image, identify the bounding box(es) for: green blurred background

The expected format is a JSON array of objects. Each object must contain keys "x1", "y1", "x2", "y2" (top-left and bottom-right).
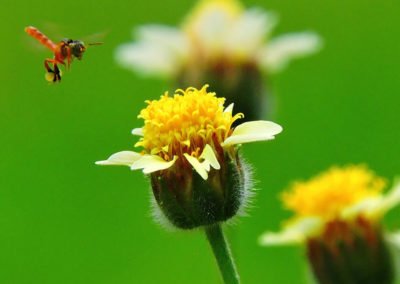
[{"x1": 1, "y1": 0, "x2": 400, "y2": 283}]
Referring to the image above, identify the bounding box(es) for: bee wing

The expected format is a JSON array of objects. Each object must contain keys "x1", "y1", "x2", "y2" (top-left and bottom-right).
[
  {"x1": 23, "y1": 35, "x2": 47, "y2": 52},
  {"x1": 80, "y1": 29, "x2": 109, "y2": 45}
]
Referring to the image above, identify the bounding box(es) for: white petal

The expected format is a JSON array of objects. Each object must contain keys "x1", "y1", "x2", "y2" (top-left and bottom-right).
[
  {"x1": 386, "y1": 231, "x2": 400, "y2": 248},
  {"x1": 258, "y1": 32, "x2": 323, "y2": 73},
  {"x1": 226, "y1": 9, "x2": 278, "y2": 58},
  {"x1": 200, "y1": 144, "x2": 220, "y2": 170},
  {"x1": 115, "y1": 25, "x2": 190, "y2": 77},
  {"x1": 115, "y1": 42, "x2": 178, "y2": 76},
  {"x1": 222, "y1": 120, "x2": 283, "y2": 147},
  {"x1": 223, "y1": 103, "x2": 234, "y2": 114},
  {"x1": 185, "y1": 3, "x2": 234, "y2": 56},
  {"x1": 259, "y1": 217, "x2": 322, "y2": 246},
  {"x1": 341, "y1": 182, "x2": 400, "y2": 220},
  {"x1": 136, "y1": 25, "x2": 190, "y2": 58},
  {"x1": 138, "y1": 25, "x2": 182, "y2": 42},
  {"x1": 131, "y1": 128, "x2": 143, "y2": 136},
  {"x1": 341, "y1": 197, "x2": 383, "y2": 219},
  {"x1": 367, "y1": 181, "x2": 400, "y2": 217},
  {"x1": 184, "y1": 154, "x2": 208, "y2": 180},
  {"x1": 131, "y1": 155, "x2": 177, "y2": 174},
  {"x1": 95, "y1": 151, "x2": 142, "y2": 166}
]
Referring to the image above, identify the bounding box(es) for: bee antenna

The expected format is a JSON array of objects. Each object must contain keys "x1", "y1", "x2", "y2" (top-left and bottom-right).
[{"x1": 88, "y1": 42, "x2": 104, "y2": 46}]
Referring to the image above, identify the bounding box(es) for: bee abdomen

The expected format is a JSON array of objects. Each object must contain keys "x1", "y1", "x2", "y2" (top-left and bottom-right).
[{"x1": 25, "y1": 26, "x2": 57, "y2": 52}]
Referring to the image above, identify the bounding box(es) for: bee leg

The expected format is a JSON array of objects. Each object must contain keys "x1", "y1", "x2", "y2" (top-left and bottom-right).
[
  {"x1": 44, "y1": 59, "x2": 62, "y2": 82},
  {"x1": 44, "y1": 58, "x2": 56, "y2": 73},
  {"x1": 53, "y1": 64, "x2": 62, "y2": 82}
]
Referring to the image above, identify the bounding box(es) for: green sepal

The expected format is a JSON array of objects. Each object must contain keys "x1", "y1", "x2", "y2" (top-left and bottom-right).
[
  {"x1": 222, "y1": 151, "x2": 245, "y2": 220},
  {"x1": 150, "y1": 152, "x2": 246, "y2": 230},
  {"x1": 151, "y1": 174, "x2": 196, "y2": 229}
]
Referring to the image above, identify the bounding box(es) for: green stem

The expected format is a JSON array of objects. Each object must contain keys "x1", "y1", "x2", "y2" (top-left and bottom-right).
[{"x1": 205, "y1": 224, "x2": 240, "y2": 284}]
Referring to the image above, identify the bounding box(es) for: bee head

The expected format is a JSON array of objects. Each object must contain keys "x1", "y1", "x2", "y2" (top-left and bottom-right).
[{"x1": 70, "y1": 40, "x2": 86, "y2": 60}]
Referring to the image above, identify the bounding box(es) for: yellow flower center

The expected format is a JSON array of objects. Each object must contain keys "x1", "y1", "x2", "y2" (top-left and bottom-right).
[
  {"x1": 282, "y1": 165, "x2": 386, "y2": 221},
  {"x1": 183, "y1": 0, "x2": 243, "y2": 28},
  {"x1": 135, "y1": 85, "x2": 243, "y2": 161}
]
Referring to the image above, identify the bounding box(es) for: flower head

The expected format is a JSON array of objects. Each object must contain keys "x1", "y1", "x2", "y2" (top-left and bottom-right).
[
  {"x1": 115, "y1": 0, "x2": 322, "y2": 77},
  {"x1": 115, "y1": 0, "x2": 322, "y2": 122},
  {"x1": 134, "y1": 85, "x2": 242, "y2": 168},
  {"x1": 97, "y1": 85, "x2": 282, "y2": 229},
  {"x1": 282, "y1": 165, "x2": 386, "y2": 222},
  {"x1": 259, "y1": 165, "x2": 400, "y2": 284},
  {"x1": 260, "y1": 165, "x2": 400, "y2": 245}
]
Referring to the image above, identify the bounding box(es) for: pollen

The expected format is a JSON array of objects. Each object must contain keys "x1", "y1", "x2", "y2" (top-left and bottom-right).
[
  {"x1": 135, "y1": 85, "x2": 243, "y2": 161},
  {"x1": 282, "y1": 165, "x2": 386, "y2": 221}
]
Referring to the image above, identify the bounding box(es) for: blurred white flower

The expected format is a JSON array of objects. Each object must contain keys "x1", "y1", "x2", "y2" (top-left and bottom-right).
[{"x1": 115, "y1": 0, "x2": 323, "y2": 78}]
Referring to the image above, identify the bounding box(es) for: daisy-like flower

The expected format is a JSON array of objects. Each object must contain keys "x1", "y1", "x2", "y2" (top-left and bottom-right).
[
  {"x1": 259, "y1": 165, "x2": 400, "y2": 284},
  {"x1": 115, "y1": 0, "x2": 322, "y2": 121},
  {"x1": 96, "y1": 85, "x2": 282, "y2": 229}
]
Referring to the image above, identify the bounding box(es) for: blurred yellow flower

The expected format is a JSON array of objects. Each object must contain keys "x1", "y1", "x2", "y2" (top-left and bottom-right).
[
  {"x1": 260, "y1": 165, "x2": 400, "y2": 245},
  {"x1": 282, "y1": 165, "x2": 386, "y2": 221},
  {"x1": 115, "y1": 0, "x2": 322, "y2": 78},
  {"x1": 259, "y1": 165, "x2": 399, "y2": 284},
  {"x1": 259, "y1": 165, "x2": 400, "y2": 245}
]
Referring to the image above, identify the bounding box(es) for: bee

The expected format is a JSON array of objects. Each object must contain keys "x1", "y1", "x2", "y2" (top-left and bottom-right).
[{"x1": 25, "y1": 26, "x2": 103, "y2": 83}]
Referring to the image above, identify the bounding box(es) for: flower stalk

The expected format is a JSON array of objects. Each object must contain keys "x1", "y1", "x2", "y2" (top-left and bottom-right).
[{"x1": 205, "y1": 224, "x2": 240, "y2": 284}]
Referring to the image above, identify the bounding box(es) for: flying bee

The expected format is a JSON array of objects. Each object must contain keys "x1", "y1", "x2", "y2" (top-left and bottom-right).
[{"x1": 25, "y1": 26, "x2": 103, "y2": 83}]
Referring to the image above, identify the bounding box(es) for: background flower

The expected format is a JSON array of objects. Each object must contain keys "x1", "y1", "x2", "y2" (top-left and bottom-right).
[
  {"x1": 116, "y1": 0, "x2": 322, "y2": 77},
  {"x1": 259, "y1": 165, "x2": 400, "y2": 284},
  {"x1": 115, "y1": 0, "x2": 322, "y2": 121}
]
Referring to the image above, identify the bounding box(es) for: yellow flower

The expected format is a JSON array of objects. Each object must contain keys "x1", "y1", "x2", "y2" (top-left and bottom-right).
[
  {"x1": 283, "y1": 165, "x2": 386, "y2": 221},
  {"x1": 97, "y1": 85, "x2": 281, "y2": 179},
  {"x1": 97, "y1": 85, "x2": 282, "y2": 229},
  {"x1": 259, "y1": 165, "x2": 400, "y2": 284},
  {"x1": 259, "y1": 165, "x2": 400, "y2": 245}
]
